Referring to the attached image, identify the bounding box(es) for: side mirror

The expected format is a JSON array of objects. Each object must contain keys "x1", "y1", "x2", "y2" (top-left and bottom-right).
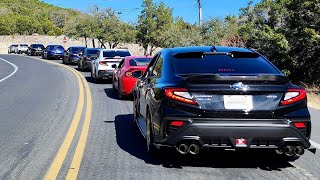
[
  {"x1": 111, "y1": 64, "x2": 117, "y2": 68},
  {"x1": 132, "y1": 70, "x2": 143, "y2": 78}
]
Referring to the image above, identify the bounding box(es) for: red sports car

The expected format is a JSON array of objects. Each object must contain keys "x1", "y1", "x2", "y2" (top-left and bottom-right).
[{"x1": 112, "y1": 56, "x2": 152, "y2": 99}]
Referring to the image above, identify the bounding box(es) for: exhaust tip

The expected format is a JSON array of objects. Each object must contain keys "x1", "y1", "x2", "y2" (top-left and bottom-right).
[
  {"x1": 294, "y1": 146, "x2": 305, "y2": 156},
  {"x1": 188, "y1": 144, "x2": 200, "y2": 155},
  {"x1": 176, "y1": 144, "x2": 189, "y2": 155},
  {"x1": 284, "y1": 146, "x2": 295, "y2": 156}
]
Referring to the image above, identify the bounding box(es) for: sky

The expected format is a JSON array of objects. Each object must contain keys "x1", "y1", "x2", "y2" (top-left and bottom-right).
[{"x1": 42, "y1": 0, "x2": 261, "y2": 24}]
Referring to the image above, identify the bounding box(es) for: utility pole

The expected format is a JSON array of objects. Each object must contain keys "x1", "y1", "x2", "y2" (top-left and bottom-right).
[{"x1": 197, "y1": 0, "x2": 202, "y2": 26}]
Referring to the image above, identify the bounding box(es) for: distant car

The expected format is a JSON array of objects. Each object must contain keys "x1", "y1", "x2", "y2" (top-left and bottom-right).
[
  {"x1": 133, "y1": 46, "x2": 312, "y2": 161},
  {"x1": 27, "y1": 44, "x2": 45, "y2": 56},
  {"x1": 8, "y1": 44, "x2": 18, "y2": 54},
  {"x1": 112, "y1": 56, "x2": 152, "y2": 99},
  {"x1": 78, "y1": 48, "x2": 102, "y2": 71},
  {"x1": 91, "y1": 49, "x2": 131, "y2": 83},
  {"x1": 62, "y1": 46, "x2": 86, "y2": 64},
  {"x1": 42, "y1": 45, "x2": 65, "y2": 60},
  {"x1": 15, "y1": 44, "x2": 29, "y2": 54}
]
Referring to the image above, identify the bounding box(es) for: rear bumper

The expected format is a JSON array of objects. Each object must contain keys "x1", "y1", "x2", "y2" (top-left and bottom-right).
[
  {"x1": 156, "y1": 118, "x2": 311, "y2": 150},
  {"x1": 121, "y1": 77, "x2": 138, "y2": 95},
  {"x1": 98, "y1": 70, "x2": 114, "y2": 79}
]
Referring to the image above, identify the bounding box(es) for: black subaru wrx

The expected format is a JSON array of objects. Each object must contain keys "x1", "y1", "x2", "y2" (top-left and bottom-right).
[{"x1": 132, "y1": 46, "x2": 313, "y2": 161}]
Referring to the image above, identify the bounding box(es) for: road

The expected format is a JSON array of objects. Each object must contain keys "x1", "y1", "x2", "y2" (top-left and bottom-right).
[{"x1": 0, "y1": 54, "x2": 319, "y2": 180}]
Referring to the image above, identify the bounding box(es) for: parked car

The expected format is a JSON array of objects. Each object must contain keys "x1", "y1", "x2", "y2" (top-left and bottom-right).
[
  {"x1": 62, "y1": 46, "x2": 86, "y2": 64},
  {"x1": 112, "y1": 56, "x2": 152, "y2": 99},
  {"x1": 132, "y1": 46, "x2": 312, "y2": 161},
  {"x1": 42, "y1": 45, "x2": 65, "y2": 60},
  {"x1": 8, "y1": 44, "x2": 18, "y2": 54},
  {"x1": 91, "y1": 49, "x2": 131, "y2": 83},
  {"x1": 78, "y1": 48, "x2": 102, "y2": 71},
  {"x1": 15, "y1": 44, "x2": 29, "y2": 54},
  {"x1": 27, "y1": 44, "x2": 45, "y2": 56}
]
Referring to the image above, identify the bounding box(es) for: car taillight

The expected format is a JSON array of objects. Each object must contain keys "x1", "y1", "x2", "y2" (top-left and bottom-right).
[
  {"x1": 280, "y1": 89, "x2": 306, "y2": 106},
  {"x1": 293, "y1": 122, "x2": 306, "y2": 129},
  {"x1": 125, "y1": 71, "x2": 132, "y2": 77},
  {"x1": 99, "y1": 61, "x2": 108, "y2": 66},
  {"x1": 165, "y1": 88, "x2": 196, "y2": 105},
  {"x1": 170, "y1": 121, "x2": 184, "y2": 127}
]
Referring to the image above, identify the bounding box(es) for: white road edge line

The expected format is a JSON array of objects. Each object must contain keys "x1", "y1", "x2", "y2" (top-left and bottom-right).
[
  {"x1": 310, "y1": 140, "x2": 320, "y2": 150},
  {"x1": 0, "y1": 57, "x2": 18, "y2": 83}
]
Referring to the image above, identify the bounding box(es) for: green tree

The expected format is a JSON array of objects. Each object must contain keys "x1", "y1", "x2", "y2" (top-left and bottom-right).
[{"x1": 136, "y1": 0, "x2": 173, "y2": 55}]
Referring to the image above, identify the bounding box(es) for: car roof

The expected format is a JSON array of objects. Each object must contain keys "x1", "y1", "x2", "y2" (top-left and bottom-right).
[
  {"x1": 168, "y1": 46, "x2": 252, "y2": 55},
  {"x1": 102, "y1": 49, "x2": 129, "y2": 51}
]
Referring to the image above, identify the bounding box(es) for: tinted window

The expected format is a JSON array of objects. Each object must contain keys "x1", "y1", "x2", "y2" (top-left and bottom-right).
[
  {"x1": 20, "y1": 44, "x2": 28, "y2": 47},
  {"x1": 172, "y1": 55, "x2": 279, "y2": 75},
  {"x1": 31, "y1": 44, "x2": 44, "y2": 48},
  {"x1": 153, "y1": 56, "x2": 163, "y2": 78},
  {"x1": 12, "y1": 45, "x2": 18, "y2": 47},
  {"x1": 103, "y1": 51, "x2": 131, "y2": 57},
  {"x1": 70, "y1": 47, "x2": 85, "y2": 52},
  {"x1": 129, "y1": 58, "x2": 152, "y2": 66},
  {"x1": 53, "y1": 45, "x2": 64, "y2": 50},
  {"x1": 87, "y1": 49, "x2": 100, "y2": 55}
]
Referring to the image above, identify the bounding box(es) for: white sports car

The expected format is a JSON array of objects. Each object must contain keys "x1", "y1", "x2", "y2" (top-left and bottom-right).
[{"x1": 91, "y1": 49, "x2": 131, "y2": 83}]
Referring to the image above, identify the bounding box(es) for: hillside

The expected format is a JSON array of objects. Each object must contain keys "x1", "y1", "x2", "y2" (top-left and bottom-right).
[{"x1": 0, "y1": 0, "x2": 81, "y2": 36}]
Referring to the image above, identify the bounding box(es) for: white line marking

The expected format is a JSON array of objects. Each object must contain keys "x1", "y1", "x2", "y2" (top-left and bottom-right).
[
  {"x1": 0, "y1": 57, "x2": 18, "y2": 83},
  {"x1": 310, "y1": 140, "x2": 320, "y2": 150}
]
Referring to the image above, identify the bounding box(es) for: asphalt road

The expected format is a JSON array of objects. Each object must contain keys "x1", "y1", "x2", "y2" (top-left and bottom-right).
[{"x1": 0, "y1": 54, "x2": 320, "y2": 180}]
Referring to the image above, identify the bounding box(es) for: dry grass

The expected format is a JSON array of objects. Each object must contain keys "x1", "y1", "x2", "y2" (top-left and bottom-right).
[{"x1": 307, "y1": 93, "x2": 320, "y2": 109}]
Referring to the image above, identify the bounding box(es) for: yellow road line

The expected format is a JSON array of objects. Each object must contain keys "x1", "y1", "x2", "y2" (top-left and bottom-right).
[
  {"x1": 66, "y1": 74, "x2": 93, "y2": 180},
  {"x1": 23, "y1": 56, "x2": 92, "y2": 179},
  {"x1": 44, "y1": 66, "x2": 85, "y2": 180}
]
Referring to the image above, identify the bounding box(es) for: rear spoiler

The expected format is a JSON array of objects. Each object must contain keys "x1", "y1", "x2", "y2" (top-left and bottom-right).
[{"x1": 178, "y1": 74, "x2": 289, "y2": 84}]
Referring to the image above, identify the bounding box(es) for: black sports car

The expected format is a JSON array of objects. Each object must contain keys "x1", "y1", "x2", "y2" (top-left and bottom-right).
[
  {"x1": 27, "y1": 44, "x2": 45, "y2": 56},
  {"x1": 132, "y1": 46, "x2": 314, "y2": 161}
]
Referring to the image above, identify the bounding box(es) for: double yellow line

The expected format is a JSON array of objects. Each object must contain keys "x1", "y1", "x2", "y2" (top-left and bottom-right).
[{"x1": 28, "y1": 56, "x2": 92, "y2": 180}]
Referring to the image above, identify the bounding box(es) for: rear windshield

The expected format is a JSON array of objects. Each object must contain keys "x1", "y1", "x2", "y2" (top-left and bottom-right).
[
  {"x1": 70, "y1": 47, "x2": 85, "y2": 52},
  {"x1": 87, "y1": 49, "x2": 100, "y2": 55},
  {"x1": 51, "y1": 45, "x2": 64, "y2": 50},
  {"x1": 20, "y1": 44, "x2": 28, "y2": 47},
  {"x1": 129, "y1": 58, "x2": 152, "y2": 66},
  {"x1": 172, "y1": 55, "x2": 279, "y2": 75},
  {"x1": 103, "y1": 51, "x2": 131, "y2": 58},
  {"x1": 31, "y1": 44, "x2": 44, "y2": 48}
]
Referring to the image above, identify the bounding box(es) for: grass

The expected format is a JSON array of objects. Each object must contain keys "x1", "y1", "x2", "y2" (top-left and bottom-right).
[{"x1": 307, "y1": 92, "x2": 320, "y2": 110}]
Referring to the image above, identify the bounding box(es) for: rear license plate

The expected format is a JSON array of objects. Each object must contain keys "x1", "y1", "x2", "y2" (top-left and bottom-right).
[{"x1": 223, "y1": 95, "x2": 253, "y2": 110}]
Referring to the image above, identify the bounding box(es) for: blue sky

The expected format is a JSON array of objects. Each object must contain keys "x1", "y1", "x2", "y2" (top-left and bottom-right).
[{"x1": 43, "y1": 0, "x2": 261, "y2": 24}]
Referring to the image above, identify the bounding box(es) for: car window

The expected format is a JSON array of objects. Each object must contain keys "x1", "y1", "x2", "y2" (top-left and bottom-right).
[
  {"x1": 144, "y1": 53, "x2": 160, "y2": 78},
  {"x1": 71, "y1": 47, "x2": 85, "y2": 52},
  {"x1": 118, "y1": 59, "x2": 125, "y2": 68},
  {"x1": 152, "y1": 55, "x2": 163, "y2": 78},
  {"x1": 172, "y1": 55, "x2": 279, "y2": 75},
  {"x1": 103, "y1": 50, "x2": 131, "y2": 57},
  {"x1": 129, "y1": 58, "x2": 152, "y2": 66},
  {"x1": 87, "y1": 49, "x2": 100, "y2": 56}
]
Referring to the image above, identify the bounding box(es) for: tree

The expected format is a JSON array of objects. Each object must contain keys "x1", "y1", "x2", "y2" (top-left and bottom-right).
[{"x1": 136, "y1": 0, "x2": 173, "y2": 55}]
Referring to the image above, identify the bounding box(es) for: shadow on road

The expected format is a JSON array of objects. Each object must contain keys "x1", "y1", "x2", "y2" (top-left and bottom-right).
[
  {"x1": 104, "y1": 88, "x2": 132, "y2": 101},
  {"x1": 113, "y1": 114, "x2": 294, "y2": 171}
]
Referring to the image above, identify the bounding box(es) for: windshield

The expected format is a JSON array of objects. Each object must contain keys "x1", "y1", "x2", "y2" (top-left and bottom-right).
[
  {"x1": 20, "y1": 44, "x2": 28, "y2": 47},
  {"x1": 103, "y1": 50, "x2": 131, "y2": 58},
  {"x1": 129, "y1": 58, "x2": 152, "y2": 66},
  {"x1": 172, "y1": 55, "x2": 279, "y2": 75}
]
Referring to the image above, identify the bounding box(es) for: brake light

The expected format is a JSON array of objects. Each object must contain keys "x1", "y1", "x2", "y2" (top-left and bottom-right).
[
  {"x1": 165, "y1": 88, "x2": 196, "y2": 105},
  {"x1": 170, "y1": 121, "x2": 184, "y2": 127},
  {"x1": 99, "y1": 61, "x2": 108, "y2": 66},
  {"x1": 294, "y1": 122, "x2": 306, "y2": 129},
  {"x1": 280, "y1": 89, "x2": 306, "y2": 105},
  {"x1": 125, "y1": 71, "x2": 132, "y2": 77}
]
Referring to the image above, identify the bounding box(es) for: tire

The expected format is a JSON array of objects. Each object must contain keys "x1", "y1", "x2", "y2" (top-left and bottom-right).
[
  {"x1": 78, "y1": 61, "x2": 81, "y2": 70},
  {"x1": 133, "y1": 93, "x2": 139, "y2": 124},
  {"x1": 146, "y1": 111, "x2": 157, "y2": 154},
  {"x1": 81, "y1": 62, "x2": 85, "y2": 72},
  {"x1": 112, "y1": 78, "x2": 116, "y2": 90},
  {"x1": 94, "y1": 71, "x2": 100, "y2": 84}
]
